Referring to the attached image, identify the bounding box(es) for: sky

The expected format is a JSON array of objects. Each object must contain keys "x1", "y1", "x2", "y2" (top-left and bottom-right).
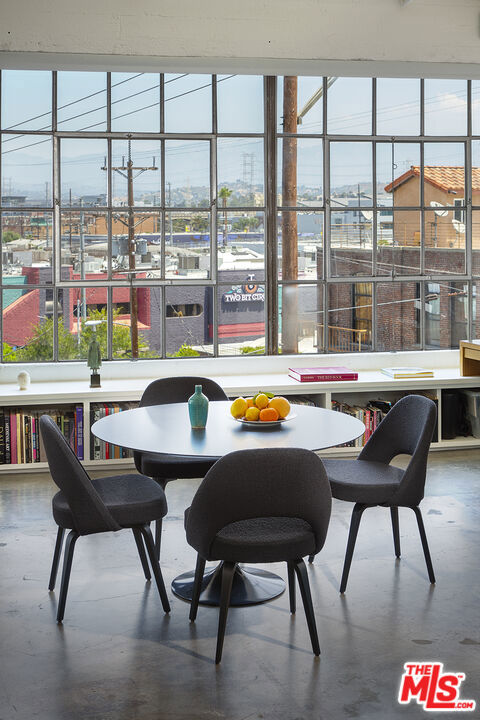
[{"x1": 1, "y1": 72, "x2": 479, "y2": 202}]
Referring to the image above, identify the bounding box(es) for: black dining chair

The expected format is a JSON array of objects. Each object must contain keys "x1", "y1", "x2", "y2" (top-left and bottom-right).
[
  {"x1": 40, "y1": 415, "x2": 170, "y2": 623},
  {"x1": 309, "y1": 394, "x2": 437, "y2": 593},
  {"x1": 185, "y1": 447, "x2": 332, "y2": 663},
  {"x1": 134, "y1": 376, "x2": 228, "y2": 557}
]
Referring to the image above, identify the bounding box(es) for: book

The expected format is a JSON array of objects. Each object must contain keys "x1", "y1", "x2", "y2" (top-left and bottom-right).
[
  {"x1": 289, "y1": 366, "x2": 358, "y2": 382},
  {"x1": 75, "y1": 406, "x2": 84, "y2": 460},
  {"x1": 10, "y1": 410, "x2": 17, "y2": 465},
  {"x1": 381, "y1": 367, "x2": 434, "y2": 379},
  {"x1": 0, "y1": 409, "x2": 5, "y2": 464},
  {"x1": 4, "y1": 411, "x2": 11, "y2": 464}
]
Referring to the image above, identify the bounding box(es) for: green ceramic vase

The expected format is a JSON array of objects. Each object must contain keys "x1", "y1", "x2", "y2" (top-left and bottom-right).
[{"x1": 188, "y1": 384, "x2": 209, "y2": 428}]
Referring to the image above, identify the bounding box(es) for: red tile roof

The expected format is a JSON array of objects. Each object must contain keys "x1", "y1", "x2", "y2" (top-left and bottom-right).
[{"x1": 385, "y1": 166, "x2": 480, "y2": 193}]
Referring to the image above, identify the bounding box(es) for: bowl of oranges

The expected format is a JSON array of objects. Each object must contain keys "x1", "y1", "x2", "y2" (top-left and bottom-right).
[{"x1": 230, "y1": 392, "x2": 294, "y2": 427}]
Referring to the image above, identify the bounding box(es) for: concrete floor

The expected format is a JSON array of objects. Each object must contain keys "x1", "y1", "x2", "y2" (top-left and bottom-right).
[{"x1": 0, "y1": 451, "x2": 479, "y2": 720}]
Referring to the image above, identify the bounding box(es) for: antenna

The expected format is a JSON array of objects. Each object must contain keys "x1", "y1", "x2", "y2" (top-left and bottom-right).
[{"x1": 430, "y1": 201, "x2": 449, "y2": 218}]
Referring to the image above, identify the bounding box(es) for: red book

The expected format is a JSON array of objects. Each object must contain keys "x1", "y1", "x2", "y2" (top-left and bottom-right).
[{"x1": 288, "y1": 366, "x2": 358, "y2": 382}]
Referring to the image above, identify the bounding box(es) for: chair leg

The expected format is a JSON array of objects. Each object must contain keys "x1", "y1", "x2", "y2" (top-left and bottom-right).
[
  {"x1": 56, "y1": 530, "x2": 79, "y2": 623},
  {"x1": 49, "y1": 527, "x2": 65, "y2": 591},
  {"x1": 189, "y1": 554, "x2": 206, "y2": 622},
  {"x1": 412, "y1": 506, "x2": 436, "y2": 584},
  {"x1": 390, "y1": 506, "x2": 401, "y2": 558},
  {"x1": 154, "y1": 518, "x2": 163, "y2": 561},
  {"x1": 293, "y1": 558, "x2": 320, "y2": 656},
  {"x1": 340, "y1": 503, "x2": 368, "y2": 594},
  {"x1": 132, "y1": 528, "x2": 151, "y2": 581},
  {"x1": 287, "y1": 560, "x2": 296, "y2": 614},
  {"x1": 308, "y1": 554, "x2": 315, "y2": 564},
  {"x1": 215, "y1": 561, "x2": 236, "y2": 664},
  {"x1": 139, "y1": 524, "x2": 171, "y2": 613}
]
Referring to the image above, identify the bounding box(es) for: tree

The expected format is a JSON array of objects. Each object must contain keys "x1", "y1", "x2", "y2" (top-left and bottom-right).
[
  {"x1": 218, "y1": 187, "x2": 232, "y2": 247},
  {"x1": 3, "y1": 307, "x2": 155, "y2": 362},
  {"x1": 2, "y1": 231, "x2": 20, "y2": 243}
]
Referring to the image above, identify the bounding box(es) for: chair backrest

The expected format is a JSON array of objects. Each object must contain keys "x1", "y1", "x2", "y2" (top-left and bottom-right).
[
  {"x1": 358, "y1": 394, "x2": 437, "y2": 506},
  {"x1": 139, "y1": 376, "x2": 228, "y2": 408},
  {"x1": 134, "y1": 376, "x2": 228, "y2": 471},
  {"x1": 185, "y1": 447, "x2": 332, "y2": 560},
  {"x1": 40, "y1": 415, "x2": 121, "y2": 535}
]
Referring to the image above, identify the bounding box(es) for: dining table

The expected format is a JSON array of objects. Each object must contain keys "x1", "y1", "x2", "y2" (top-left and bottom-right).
[{"x1": 92, "y1": 400, "x2": 365, "y2": 607}]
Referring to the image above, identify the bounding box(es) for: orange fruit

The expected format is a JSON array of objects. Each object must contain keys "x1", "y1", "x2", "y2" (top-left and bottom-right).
[
  {"x1": 246, "y1": 397, "x2": 254, "y2": 408},
  {"x1": 259, "y1": 407, "x2": 279, "y2": 422},
  {"x1": 268, "y1": 396, "x2": 290, "y2": 419},
  {"x1": 255, "y1": 393, "x2": 269, "y2": 409},
  {"x1": 245, "y1": 406, "x2": 260, "y2": 421},
  {"x1": 230, "y1": 397, "x2": 248, "y2": 419}
]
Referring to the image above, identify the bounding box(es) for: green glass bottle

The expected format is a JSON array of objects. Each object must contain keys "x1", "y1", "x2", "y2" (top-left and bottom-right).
[{"x1": 188, "y1": 384, "x2": 209, "y2": 429}]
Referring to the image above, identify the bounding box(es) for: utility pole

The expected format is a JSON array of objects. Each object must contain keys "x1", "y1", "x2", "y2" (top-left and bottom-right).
[
  {"x1": 103, "y1": 140, "x2": 158, "y2": 358},
  {"x1": 167, "y1": 182, "x2": 173, "y2": 245}
]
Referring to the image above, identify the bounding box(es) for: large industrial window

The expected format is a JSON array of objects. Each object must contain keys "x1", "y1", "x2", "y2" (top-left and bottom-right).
[{"x1": 1, "y1": 72, "x2": 479, "y2": 361}]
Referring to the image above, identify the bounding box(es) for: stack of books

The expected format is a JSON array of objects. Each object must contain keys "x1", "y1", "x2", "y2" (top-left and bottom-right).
[
  {"x1": 288, "y1": 366, "x2": 358, "y2": 383},
  {"x1": 381, "y1": 367, "x2": 434, "y2": 379},
  {"x1": 0, "y1": 406, "x2": 84, "y2": 464},
  {"x1": 331, "y1": 399, "x2": 392, "y2": 447}
]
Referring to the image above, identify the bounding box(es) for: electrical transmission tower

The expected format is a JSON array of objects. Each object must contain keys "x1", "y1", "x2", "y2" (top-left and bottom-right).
[
  {"x1": 102, "y1": 140, "x2": 158, "y2": 358},
  {"x1": 242, "y1": 153, "x2": 255, "y2": 204}
]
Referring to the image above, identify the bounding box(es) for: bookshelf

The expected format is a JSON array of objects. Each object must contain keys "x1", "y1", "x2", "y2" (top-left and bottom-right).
[{"x1": 1, "y1": 354, "x2": 480, "y2": 473}]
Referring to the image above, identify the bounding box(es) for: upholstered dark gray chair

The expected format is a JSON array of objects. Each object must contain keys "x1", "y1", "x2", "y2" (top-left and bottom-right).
[
  {"x1": 134, "y1": 376, "x2": 228, "y2": 556},
  {"x1": 40, "y1": 415, "x2": 170, "y2": 623},
  {"x1": 309, "y1": 395, "x2": 437, "y2": 593},
  {"x1": 185, "y1": 447, "x2": 332, "y2": 663}
]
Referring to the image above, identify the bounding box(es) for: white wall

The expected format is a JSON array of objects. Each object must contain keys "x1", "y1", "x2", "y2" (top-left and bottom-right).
[{"x1": 0, "y1": 0, "x2": 480, "y2": 77}]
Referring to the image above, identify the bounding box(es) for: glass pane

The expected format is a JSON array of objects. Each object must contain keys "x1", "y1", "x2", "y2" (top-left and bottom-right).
[
  {"x1": 217, "y1": 211, "x2": 264, "y2": 273},
  {"x1": 2, "y1": 287, "x2": 53, "y2": 361},
  {"x1": 277, "y1": 138, "x2": 323, "y2": 206},
  {"x1": 424, "y1": 208, "x2": 465, "y2": 274},
  {"x1": 58, "y1": 287, "x2": 109, "y2": 361},
  {"x1": 112, "y1": 286, "x2": 161, "y2": 359},
  {"x1": 424, "y1": 281, "x2": 468, "y2": 349},
  {"x1": 279, "y1": 284, "x2": 323, "y2": 354},
  {"x1": 217, "y1": 75, "x2": 264, "y2": 133},
  {"x1": 111, "y1": 140, "x2": 161, "y2": 207},
  {"x1": 60, "y1": 139, "x2": 107, "y2": 206},
  {"x1": 328, "y1": 283, "x2": 372, "y2": 352},
  {"x1": 112, "y1": 211, "x2": 161, "y2": 278},
  {"x1": 277, "y1": 210, "x2": 323, "y2": 281},
  {"x1": 328, "y1": 78, "x2": 372, "y2": 135},
  {"x1": 330, "y1": 142, "x2": 372, "y2": 199},
  {"x1": 217, "y1": 138, "x2": 264, "y2": 206},
  {"x1": 376, "y1": 78, "x2": 420, "y2": 136},
  {"x1": 376, "y1": 210, "x2": 420, "y2": 276},
  {"x1": 57, "y1": 72, "x2": 107, "y2": 131},
  {"x1": 1, "y1": 135, "x2": 52, "y2": 206},
  {"x1": 376, "y1": 282, "x2": 421, "y2": 351},
  {"x1": 218, "y1": 282, "x2": 265, "y2": 356},
  {"x1": 472, "y1": 81, "x2": 480, "y2": 136},
  {"x1": 424, "y1": 143, "x2": 465, "y2": 200},
  {"x1": 377, "y1": 143, "x2": 421, "y2": 207},
  {"x1": 165, "y1": 286, "x2": 213, "y2": 357},
  {"x1": 424, "y1": 79, "x2": 467, "y2": 136},
  {"x1": 1, "y1": 70, "x2": 52, "y2": 131},
  {"x1": 165, "y1": 140, "x2": 210, "y2": 207},
  {"x1": 111, "y1": 73, "x2": 160, "y2": 132},
  {"x1": 472, "y1": 211, "x2": 480, "y2": 275},
  {"x1": 330, "y1": 210, "x2": 372, "y2": 276},
  {"x1": 277, "y1": 76, "x2": 324, "y2": 134},
  {"x1": 60, "y1": 210, "x2": 108, "y2": 280},
  {"x1": 164, "y1": 74, "x2": 212, "y2": 133},
  {"x1": 2, "y1": 211, "x2": 53, "y2": 283},
  {"x1": 165, "y1": 211, "x2": 210, "y2": 278}
]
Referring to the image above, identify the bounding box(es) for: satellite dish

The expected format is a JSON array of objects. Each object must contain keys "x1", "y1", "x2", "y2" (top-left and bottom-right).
[
  {"x1": 361, "y1": 210, "x2": 373, "y2": 221},
  {"x1": 452, "y1": 218, "x2": 465, "y2": 234},
  {"x1": 430, "y1": 201, "x2": 449, "y2": 218}
]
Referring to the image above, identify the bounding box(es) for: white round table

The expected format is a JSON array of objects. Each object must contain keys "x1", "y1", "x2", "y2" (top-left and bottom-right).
[{"x1": 92, "y1": 401, "x2": 364, "y2": 606}]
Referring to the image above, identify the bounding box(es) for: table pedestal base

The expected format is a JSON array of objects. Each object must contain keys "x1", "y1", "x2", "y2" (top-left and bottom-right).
[{"x1": 171, "y1": 563, "x2": 285, "y2": 606}]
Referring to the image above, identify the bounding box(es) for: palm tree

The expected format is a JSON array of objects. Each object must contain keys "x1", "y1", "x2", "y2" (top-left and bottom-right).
[{"x1": 218, "y1": 186, "x2": 233, "y2": 247}]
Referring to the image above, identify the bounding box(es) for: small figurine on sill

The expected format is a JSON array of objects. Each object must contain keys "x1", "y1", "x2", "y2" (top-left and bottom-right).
[{"x1": 86, "y1": 320, "x2": 102, "y2": 388}]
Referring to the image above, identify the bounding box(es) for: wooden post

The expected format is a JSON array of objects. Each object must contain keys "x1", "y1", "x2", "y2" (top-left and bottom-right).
[{"x1": 282, "y1": 76, "x2": 299, "y2": 354}]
